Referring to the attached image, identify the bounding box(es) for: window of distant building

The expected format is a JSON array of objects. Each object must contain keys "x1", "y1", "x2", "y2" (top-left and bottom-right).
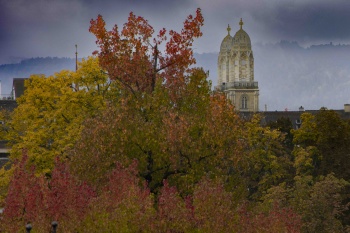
[{"x1": 241, "y1": 95, "x2": 248, "y2": 109}]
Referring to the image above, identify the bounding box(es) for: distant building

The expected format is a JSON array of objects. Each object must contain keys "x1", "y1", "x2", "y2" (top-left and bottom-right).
[
  {"x1": 12, "y1": 78, "x2": 27, "y2": 99},
  {"x1": 214, "y1": 19, "x2": 350, "y2": 126},
  {"x1": 240, "y1": 104, "x2": 350, "y2": 129},
  {"x1": 215, "y1": 19, "x2": 259, "y2": 112},
  {"x1": 0, "y1": 78, "x2": 25, "y2": 168}
]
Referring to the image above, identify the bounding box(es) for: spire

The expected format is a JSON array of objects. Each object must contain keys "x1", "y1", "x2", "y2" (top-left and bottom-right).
[
  {"x1": 239, "y1": 18, "x2": 243, "y2": 30},
  {"x1": 227, "y1": 24, "x2": 231, "y2": 35}
]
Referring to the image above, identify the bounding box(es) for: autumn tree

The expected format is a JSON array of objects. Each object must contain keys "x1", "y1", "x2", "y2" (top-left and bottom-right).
[
  {"x1": 1, "y1": 152, "x2": 95, "y2": 233},
  {"x1": 69, "y1": 68, "x2": 246, "y2": 195},
  {"x1": 291, "y1": 109, "x2": 350, "y2": 227},
  {"x1": 89, "y1": 9, "x2": 204, "y2": 97},
  {"x1": 0, "y1": 108, "x2": 13, "y2": 141},
  {"x1": 79, "y1": 161, "x2": 155, "y2": 232},
  {"x1": 5, "y1": 57, "x2": 114, "y2": 174},
  {"x1": 267, "y1": 116, "x2": 294, "y2": 151},
  {"x1": 292, "y1": 109, "x2": 350, "y2": 180},
  {"x1": 0, "y1": 57, "x2": 115, "y2": 206},
  {"x1": 260, "y1": 174, "x2": 349, "y2": 233},
  {"x1": 69, "y1": 9, "x2": 243, "y2": 195},
  {"x1": 69, "y1": 9, "x2": 297, "y2": 200},
  {"x1": 232, "y1": 114, "x2": 295, "y2": 201}
]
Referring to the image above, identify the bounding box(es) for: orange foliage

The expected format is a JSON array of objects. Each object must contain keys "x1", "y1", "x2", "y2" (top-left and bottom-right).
[{"x1": 89, "y1": 9, "x2": 204, "y2": 97}]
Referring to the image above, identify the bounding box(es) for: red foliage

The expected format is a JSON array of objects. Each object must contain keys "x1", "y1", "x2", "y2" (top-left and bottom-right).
[
  {"x1": 1, "y1": 153, "x2": 95, "y2": 232},
  {"x1": 46, "y1": 160, "x2": 95, "y2": 221},
  {"x1": 192, "y1": 178, "x2": 236, "y2": 232},
  {"x1": 156, "y1": 180, "x2": 194, "y2": 232},
  {"x1": 89, "y1": 9, "x2": 204, "y2": 96},
  {"x1": 99, "y1": 160, "x2": 151, "y2": 209},
  {"x1": 80, "y1": 160, "x2": 155, "y2": 232},
  {"x1": 1, "y1": 153, "x2": 46, "y2": 232},
  {"x1": 238, "y1": 203, "x2": 302, "y2": 233},
  {"x1": 1, "y1": 153, "x2": 301, "y2": 232}
]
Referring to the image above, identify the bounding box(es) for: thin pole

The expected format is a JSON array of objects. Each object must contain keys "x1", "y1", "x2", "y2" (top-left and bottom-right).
[{"x1": 75, "y1": 44, "x2": 78, "y2": 72}]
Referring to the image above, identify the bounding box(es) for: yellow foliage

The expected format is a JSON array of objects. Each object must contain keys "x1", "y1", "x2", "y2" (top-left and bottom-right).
[{"x1": 5, "y1": 57, "x2": 114, "y2": 174}]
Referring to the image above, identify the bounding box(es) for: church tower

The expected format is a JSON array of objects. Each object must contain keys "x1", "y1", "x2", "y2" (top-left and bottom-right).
[{"x1": 216, "y1": 19, "x2": 259, "y2": 112}]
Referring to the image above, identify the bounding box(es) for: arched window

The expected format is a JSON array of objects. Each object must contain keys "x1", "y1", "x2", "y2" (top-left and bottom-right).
[{"x1": 241, "y1": 96, "x2": 248, "y2": 109}]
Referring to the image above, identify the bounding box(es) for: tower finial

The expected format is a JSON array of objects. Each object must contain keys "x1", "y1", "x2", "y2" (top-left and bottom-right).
[
  {"x1": 239, "y1": 18, "x2": 243, "y2": 30},
  {"x1": 227, "y1": 24, "x2": 231, "y2": 35}
]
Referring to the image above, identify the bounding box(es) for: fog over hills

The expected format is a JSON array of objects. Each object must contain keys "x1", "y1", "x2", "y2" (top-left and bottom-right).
[
  {"x1": 195, "y1": 41, "x2": 350, "y2": 111},
  {"x1": 0, "y1": 41, "x2": 349, "y2": 111},
  {"x1": 0, "y1": 57, "x2": 76, "y2": 96}
]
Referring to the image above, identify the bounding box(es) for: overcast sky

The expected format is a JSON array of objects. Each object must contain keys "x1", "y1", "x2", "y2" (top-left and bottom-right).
[{"x1": 1, "y1": 0, "x2": 350, "y2": 64}]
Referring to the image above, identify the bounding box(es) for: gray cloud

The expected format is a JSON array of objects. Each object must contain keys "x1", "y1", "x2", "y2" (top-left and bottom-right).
[
  {"x1": 251, "y1": 0, "x2": 350, "y2": 44},
  {"x1": 0, "y1": 0, "x2": 197, "y2": 63},
  {"x1": 1, "y1": 0, "x2": 350, "y2": 64}
]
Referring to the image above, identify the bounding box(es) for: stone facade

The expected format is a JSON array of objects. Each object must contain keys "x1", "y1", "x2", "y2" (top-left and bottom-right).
[{"x1": 215, "y1": 19, "x2": 259, "y2": 112}]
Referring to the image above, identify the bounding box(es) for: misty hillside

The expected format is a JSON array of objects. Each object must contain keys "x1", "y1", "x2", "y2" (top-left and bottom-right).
[
  {"x1": 1, "y1": 42, "x2": 349, "y2": 111},
  {"x1": 0, "y1": 57, "x2": 76, "y2": 95},
  {"x1": 194, "y1": 41, "x2": 350, "y2": 111}
]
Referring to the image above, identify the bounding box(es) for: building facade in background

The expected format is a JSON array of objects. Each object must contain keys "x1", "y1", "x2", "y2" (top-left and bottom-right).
[{"x1": 216, "y1": 19, "x2": 259, "y2": 112}]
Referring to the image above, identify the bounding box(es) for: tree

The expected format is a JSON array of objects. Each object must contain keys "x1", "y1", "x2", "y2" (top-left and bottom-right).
[
  {"x1": 293, "y1": 174, "x2": 349, "y2": 233},
  {"x1": 70, "y1": 8, "x2": 294, "y2": 202},
  {"x1": 267, "y1": 116, "x2": 294, "y2": 151},
  {"x1": 0, "y1": 108, "x2": 13, "y2": 141},
  {"x1": 6, "y1": 57, "x2": 113, "y2": 174},
  {"x1": 1, "y1": 152, "x2": 95, "y2": 233},
  {"x1": 291, "y1": 109, "x2": 350, "y2": 227},
  {"x1": 292, "y1": 109, "x2": 350, "y2": 180},
  {"x1": 89, "y1": 9, "x2": 204, "y2": 96},
  {"x1": 79, "y1": 161, "x2": 155, "y2": 233},
  {"x1": 237, "y1": 114, "x2": 295, "y2": 200},
  {"x1": 69, "y1": 69, "x2": 245, "y2": 195},
  {"x1": 260, "y1": 174, "x2": 349, "y2": 233},
  {"x1": 192, "y1": 178, "x2": 237, "y2": 232}
]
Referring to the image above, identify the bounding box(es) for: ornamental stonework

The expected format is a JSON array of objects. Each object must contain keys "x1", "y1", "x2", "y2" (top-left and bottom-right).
[{"x1": 216, "y1": 19, "x2": 259, "y2": 112}]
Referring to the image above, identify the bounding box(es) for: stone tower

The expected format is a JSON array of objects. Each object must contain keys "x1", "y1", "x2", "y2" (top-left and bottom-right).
[{"x1": 216, "y1": 19, "x2": 259, "y2": 112}]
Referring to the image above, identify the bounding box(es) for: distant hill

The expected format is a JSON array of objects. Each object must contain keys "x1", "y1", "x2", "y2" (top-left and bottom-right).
[
  {"x1": 1, "y1": 43, "x2": 350, "y2": 111},
  {"x1": 194, "y1": 41, "x2": 350, "y2": 111},
  {"x1": 0, "y1": 57, "x2": 76, "y2": 95}
]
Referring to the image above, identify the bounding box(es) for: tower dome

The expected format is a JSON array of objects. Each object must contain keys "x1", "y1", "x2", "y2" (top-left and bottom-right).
[
  {"x1": 216, "y1": 18, "x2": 259, "y2": 112},
  {"x1": 233, "y1": 18, "x2": 251, "y2": 49},
  {"x1": 220, "y1": 24, "x2": 234, "y2": 52}
]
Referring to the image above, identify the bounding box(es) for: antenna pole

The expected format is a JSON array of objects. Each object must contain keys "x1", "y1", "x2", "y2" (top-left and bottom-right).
[{"x1": 75, "y1": 44, "x2": 78, "y2": 72}]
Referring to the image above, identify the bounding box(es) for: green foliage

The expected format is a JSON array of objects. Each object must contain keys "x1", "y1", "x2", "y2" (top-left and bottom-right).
[
  {"x1": 69, "y1": 69, "x2": 245, "y2": 196},
  {"x1": 239, "y1": 114, "x2": 294, "y2": 200},
  {"x1": 260, "y1": 174, "x2": 349, "y2": 233},
  {"x1": 0, "y1": 109, "x2": 13, "y2": 141},
  {"x1": 292, "y1": 109, "x2": 350, "y2": 180},
  {"x1": 293, "y1": 174, "x2": 349, "y2": 233},
  {"x1": 267, "y1": 116, "x2": 294, "y2": 151}
]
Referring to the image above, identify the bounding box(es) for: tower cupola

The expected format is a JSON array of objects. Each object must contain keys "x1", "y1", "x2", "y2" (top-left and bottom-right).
[
  {"x1": 220, "y1": 24, "x2": 234, "y2": 52},
  {"x1": 216, "y1": 18, "x2": 259, "y2": 112},
  {"x1": 232, "y1": 18, "x2": 251, "y2": 49}
]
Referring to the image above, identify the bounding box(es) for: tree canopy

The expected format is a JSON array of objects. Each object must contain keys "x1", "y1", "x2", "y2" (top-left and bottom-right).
[{"x1": 5, "y1": 57, "x2": 114, "y2": 174}]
